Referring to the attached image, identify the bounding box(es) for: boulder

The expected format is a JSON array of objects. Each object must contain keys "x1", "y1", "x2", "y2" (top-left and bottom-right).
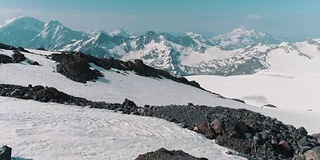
[
  {"x1": 12, "y1": 51, "x2": 27, "y2": 63},
  {"x1": 0, "y1": 54, "x2": 13, "y2": 64},
  {"x1": 278, "y1": 140, "x2": 292, "y2": 153},
  {"x1": 312, "y1": 133, "x2": 320, "y2": 142},
  {"x1": 211, "y1": 118, "x2": 224, "y2": 135},
  {"x1": 231, "y1": 98, "x2": 246, "y2": 104},
  {"x1": 297, "y1": 127, "x2": 308, "y2": 136},
  {"x1": 262, "y1": 104, "x2": 277, "y2": 108},
  {"x1": 51, "y1": 52, "x2": 103, "y2": 83},
  {"x1": 0, "y1": 145, "x2": 12, "y2": 160},
  {"x1": 135, "y1": 148, "x2": 208, "y2": 160},
  {"x1": 304, "y1": 146, "x2": 320, "y2": 160},
  {"x1": 298, "y1": 136, "x2": 312, "y2": 147},
  {"x1": 120, "y1": 98, "x2": 139, "y2": 114},
  {"x1": 134, "y1": 59, "x2": 145, "y2": 69},
  {"x1": 33, "y1": 87, "x2": 70, "y2": 102},
  {"x1": 194, "y1": 120, "x2": 215, "y2": 139}
]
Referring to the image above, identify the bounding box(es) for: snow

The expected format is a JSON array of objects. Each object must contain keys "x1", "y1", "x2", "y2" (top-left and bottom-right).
[
  {"x1": 1, "y1": 48, "x2": 320, "y2": 135},
  {"x1": 212, "y1": 27, "x2": 264, "y2": 48},
  {"x1": 0, "y1": 16, "x2": 26, "y2": 28},
  {"x1": 0, "y1": 49, "x2": 249, "y2": 108},
  {"x1": 296, "y1": 41, "x2": 320, "y2": 58},
  {"x1": 109, "y1": 27, "x2": 132, "y2": 37},
  {"x1": 0, "y1": 97, "x2": 242, "y2": 160},
  {"x1": 266, "y1": 44, "x2": 320, "y2": 72},
  {"x1": 180, "y1": 47, "x2": 239, "y2": 66},
  {"x1": 187, "y1": 71, "x2": 320, "y2": 134}
]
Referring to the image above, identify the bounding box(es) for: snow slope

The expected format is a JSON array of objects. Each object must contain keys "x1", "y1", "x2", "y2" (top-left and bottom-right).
[
  {"x1": 187, "y1": 71, "x2": 320, "y2": 129},
  {"x1": 1, "y1": 48, "x2": 320, "y2": 135},
  {"x1": 187, "y1": 40, "x2": 320, "y2": 114},
  {"x1": 0, "y1": 97, "x2": 242, "y2": 160}
]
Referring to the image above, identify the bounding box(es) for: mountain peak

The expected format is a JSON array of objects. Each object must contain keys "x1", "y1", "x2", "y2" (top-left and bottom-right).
[
  {"x1": 109, "y1": 27, "x2": 131, "y2": 37},
  {"x1": 46, "y1": 20, "x2": 64, "y2": 27},
  {"x1": 230, "y1": 26, "x2": 255, "y2": 35},
  {"x1": 0, "y1": 16, "x2": 44, "y2": 29},
  {"x1": 212, "y1": 27, "x2": 283, "y2": 50},
  {"x1": 185, "y1": 31, "x2": 202, "y2": 37},
  {"x1": 90, "y1": 29, "x2": 108, "y2": 35}
]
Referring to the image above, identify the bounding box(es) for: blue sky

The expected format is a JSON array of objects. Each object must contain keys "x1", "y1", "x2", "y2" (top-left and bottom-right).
[{"x1": 0, "y1": 0, "x2": 320, "y2": 40}]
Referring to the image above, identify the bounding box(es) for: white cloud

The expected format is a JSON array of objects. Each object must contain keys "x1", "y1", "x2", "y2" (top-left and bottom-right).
[{"x1": 247, "y1": 14, "x2": 262, "y2": 20}]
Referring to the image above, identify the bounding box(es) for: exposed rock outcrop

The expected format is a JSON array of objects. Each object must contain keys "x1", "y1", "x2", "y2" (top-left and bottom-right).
[
  {"x1": 51, "y1": 51, "x2": 202, "y2": 89},
  {"x1": 0, "y1": 145, "x2": 12, "y2": 160},
  {"x1": 135, "y1": 148, "x2": 208, "y2": 160}
]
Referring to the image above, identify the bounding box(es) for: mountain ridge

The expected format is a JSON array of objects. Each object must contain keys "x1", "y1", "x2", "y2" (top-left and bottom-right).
[{"x1": 1, "y1": 17, "x2": 320, "y2": 76}]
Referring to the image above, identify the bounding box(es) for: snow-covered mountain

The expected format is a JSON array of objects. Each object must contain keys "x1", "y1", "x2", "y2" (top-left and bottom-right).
[
  {"x1": 0, "y1": 17, "x2": 44, "y2": 47},
  {"x1": 2, "y1": 17, "x2": 319, "y2": 77},
  {"x1": 211, "y1": 26, "x2": 284, "y2": 50},
  {"x1": 31, "y1": 20, "x2": 88, "y2": 50},
  {"x1": 109, "y1": 27, "x2": 133, "y2": 37}
]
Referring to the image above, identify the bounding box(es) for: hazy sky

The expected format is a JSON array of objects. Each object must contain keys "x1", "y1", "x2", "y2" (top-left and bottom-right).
[{"x1": 0, "y1": 0, "x2": 320, "y2": 40}]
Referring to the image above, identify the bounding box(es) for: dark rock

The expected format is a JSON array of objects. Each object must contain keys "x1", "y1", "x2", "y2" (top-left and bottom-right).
[
  {"x1": 28, "y1": 61, "x2": 40, "y2": 65},
  {"x1": 0, "y1": 54, "x2": 13, "y2": 64},
  {"x1": 51, "y1": 52, "x2": 103, "y2": 83},
  {"x1": 10, "y1": 89, "x2": 21, "y2": 98},
  {"x1": 188, "y1": 102, "x2": 194, "y2": 106},
  {"x1": 253, "y1": 132, "x2": 264, "y2": 145},
  {"x1": 51, "y1": 51, "x2": 204, "y2": 89},
  {"x1": 298, "y1": 136, "x2": 312, "y2": 147},
  {"x1": 297, "y1": 127, "x2": 308, "y2": 136},
  {"x1": 0, "y1": 43, "x2": 17, "y2": 50},
  {"x1": 194, "y1": 120, "x2": 215, "y2": 139},
  {"x1": 36, "y1": 47, "x2": 47, "y2": 51},
  {"x1": 33, "y1": 85, "x2": 45, "y2": 90},
  {"x1": 135, "y1": 148, "x2": 208, "y2": 160},
  {"x1": 34, "y1": 87, "x2": 71, "y2": 102},
  {"x1": 262, "y1": 104, "x2": 277, "y2": 108},
  {"x1": 278, "y1": 140, "x2": 293, "y2": 155},
  {"x1": 12, "y1": 51, "x2": 27, "y2": 63},
  {"x1": 17, "y1": 47, "x2": 30, "y2": 53},
  {"x1": 0, "y1": 145, "x2": 12, "y2": 160},
  {"x1": 231, "y1": 98, "x2": 246, "y2": 104},
  {"x1": 120, "y1": 98, "x2": 139, "y2": 114},
  {"x1": 312, "y1": 133, "x2": 320, "y2": 142},
  {"x1": 211, "y1": 118, "x2": 224, "y2": 135},
  {"x1": 134, "y1": 59, "x2": 144, "y2": 69}
]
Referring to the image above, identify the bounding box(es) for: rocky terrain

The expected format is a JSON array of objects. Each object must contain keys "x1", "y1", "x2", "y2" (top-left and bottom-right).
[
  {"x1": 135, "y1": 148, "x2": 208, "y2": 160},
  {"x1": 1, "y1": 83, "x2": 319, "y2": 160},
  {"x1": 49, "y1": 50, "x2": 202, "y2": 89},
  {"x1": 1, "y1": 42, "x2": 320, "y2": 159}
]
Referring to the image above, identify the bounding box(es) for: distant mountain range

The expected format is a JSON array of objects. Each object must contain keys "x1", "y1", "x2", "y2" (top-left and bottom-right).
[{"x1": 1, "y1": 16, "x2": 320, "y2": 76}]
